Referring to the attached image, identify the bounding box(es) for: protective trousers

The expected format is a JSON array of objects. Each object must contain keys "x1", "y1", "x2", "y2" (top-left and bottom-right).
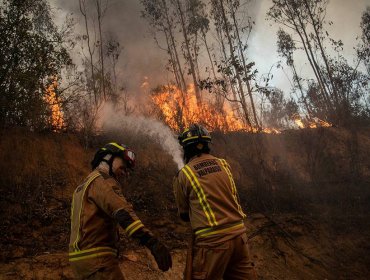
[
  {"x1": 70, "y1": 255, "x2": 125, "y2": 280},
  {"x1": 188, "y1": 234, "x2": 257, "y2": 280}
]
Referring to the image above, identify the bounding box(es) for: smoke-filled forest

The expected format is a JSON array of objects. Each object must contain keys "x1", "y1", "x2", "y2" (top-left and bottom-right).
[{"x1": 0, "y1": 0, "x2": 369, "y2": 279}]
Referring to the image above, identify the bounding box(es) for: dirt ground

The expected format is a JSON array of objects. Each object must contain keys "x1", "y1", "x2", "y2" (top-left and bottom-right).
[
  {"x1": 0, "y1": 249, "x2": 186, "y2": 280},
  {"x1": 1, "y1": 128, "x2": 370, "y2": 279},
  {"x1": 1, "y1": 213, "x2": 369, "y2": 280}
]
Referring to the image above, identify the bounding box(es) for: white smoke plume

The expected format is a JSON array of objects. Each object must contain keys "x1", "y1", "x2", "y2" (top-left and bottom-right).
[{"x1": 100, "y1": 104, "x2": 184, "y2": 170}]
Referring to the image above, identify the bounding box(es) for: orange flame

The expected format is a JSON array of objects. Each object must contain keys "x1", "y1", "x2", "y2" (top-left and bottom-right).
[
  {"x1": 151, "y1": 83, "x2": 333, "y2": 133},
  {"x1": 151, "y1": 84, "x2": 280, "y2": 133},
  {"x1": 292, "y1": 113, "x2": 332, "y2": 129},
  {"x1": 44, "y1": 77, "x2": 64, "y2": 131}
]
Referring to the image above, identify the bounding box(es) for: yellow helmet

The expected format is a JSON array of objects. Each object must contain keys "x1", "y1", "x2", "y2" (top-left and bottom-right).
[
  {"x1": 178, "y1": 124, "x2": 211, "y2": 148},
  {"x1": 91, "y1": 142, "x2": 136, "y2": 170}
]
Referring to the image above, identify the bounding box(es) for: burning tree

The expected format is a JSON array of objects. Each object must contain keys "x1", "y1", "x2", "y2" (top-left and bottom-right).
[
  {"x1": 141, "y1": 0, "x2": 272, "y2": 132},
  {"x1": 44, "y1": 77, "x2": 65, "y2": 131},
  {"x1": 209, "y1": 0, "x2": 260, "y2": 129},
  {"x1": 151, "y1": 84, "x2": 246, "y2": 132},
  {"x1": 0, "y1": 0, "x2": 72, "y2": 130},
  {"x1": 142, "y1": 0, "x2": 369, "y2": 131}
]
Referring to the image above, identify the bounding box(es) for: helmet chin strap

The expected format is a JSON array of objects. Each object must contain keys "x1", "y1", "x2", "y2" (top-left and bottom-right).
[
  {"x1": 196, "y1": 143, "x2": 204, "y2": 149},
  {"x1": 101, "y1": 154, "x2": 115, "y2": 177}
]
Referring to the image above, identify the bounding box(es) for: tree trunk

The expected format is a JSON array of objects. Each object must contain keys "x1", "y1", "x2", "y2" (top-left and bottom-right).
[
  {"x1": 228, "y1": 1, "x2": 260, "y2": 129},
  {"x1": 291, "y1": 63, "x2": 313, "y2": 118},
  {"x1": 202, "y1": 30, "x2": 224, "y2": 109},
  {"x1": 218, "y1": 0, "x2": 252, "y2": 128},
  {"x1": 175, "y1": 0, "x2": 202, "y2": 105},
  {"x1": 96, "y1": 0, "x2": 106, "y2": 100},
  {"x1": 284, "y1": 0, "x2": 332, "y2": 111},
  {"x1": 303, "y1": 0, "x2": 339, "y2": 106},
  {"x1": 79, "y1": 0, "x2": 97, "y2": 105},
  {"x1": 217, "y1": 22, "x2": 244, "y2": 121}
]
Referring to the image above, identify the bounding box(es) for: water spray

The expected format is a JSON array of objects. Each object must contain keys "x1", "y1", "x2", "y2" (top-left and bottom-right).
[{"x1": 100, "y1": 104, "x2": 184, "y2": 170}]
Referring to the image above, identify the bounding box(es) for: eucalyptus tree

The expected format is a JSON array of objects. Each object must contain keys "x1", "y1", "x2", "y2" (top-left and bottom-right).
[
  {"x1": 358, "y1": 7, "x2": 370, "y2": 115},
  {"x1": 277, "y1": 29, "x2": 312, "y2": 117},
  {"x1": 142, "y1": 0, "x2": 189, "y2": 129},
  {"x1": 78, "y1": 0, "x2": 111, "y2": 106},
  {"x1": 268, "y1": 0, "x2": 369, "y2": 124},
  {"x1": 358, "y1": 7, "x2": 369, "y2": 75},
  {"x1": 187, "y1": 0, "x2": 226, "y2": 109},
  {"x1": 142, "y1": 0, "x2": 186, "y2": 94},
  {"x1": 172, "y1": 0, "x2": 202, "y2": 104},
  {"x1": 267, "y1": 0, "x2": 334, "y2": 112},
  {"x1": 210, "y1": 0, "x2": 260, "y2": 129}
]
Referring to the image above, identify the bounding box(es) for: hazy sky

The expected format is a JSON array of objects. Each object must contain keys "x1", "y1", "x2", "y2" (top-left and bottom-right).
[
  {"x1": 249, "y1": 0, "x2": 369, "y2": 91},
  {"x1": 51, "y1": 0, "x2": 369, "y2": 102}
]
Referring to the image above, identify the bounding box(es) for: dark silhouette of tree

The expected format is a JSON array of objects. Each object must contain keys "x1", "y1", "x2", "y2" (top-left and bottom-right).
[
  {"x1": 0, "y1": 0, "x2": 72, "y2": 129},
  {"x1": 277, "y1": 29, "x2": 312, "y2": 118},
  {"x1": 358, "y1": 7, "x2": 370, "y2": 75}
]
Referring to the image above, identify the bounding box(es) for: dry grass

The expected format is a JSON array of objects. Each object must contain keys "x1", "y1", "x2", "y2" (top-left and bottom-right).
[
  {"x1": 0, "y1": 126, "x2": 369, "y2": 266},
  {"x1": 0, "y1": 128, "x2": 92, "y2": 260}
]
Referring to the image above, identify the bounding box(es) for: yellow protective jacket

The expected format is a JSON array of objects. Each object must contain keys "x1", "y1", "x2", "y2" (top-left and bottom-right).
[
  {"x1": 173, "y1": 154, "x2": 247, "y2": 245},
  {"x1": 69, "y1": 168, "x2": 149, "y2": 263}
]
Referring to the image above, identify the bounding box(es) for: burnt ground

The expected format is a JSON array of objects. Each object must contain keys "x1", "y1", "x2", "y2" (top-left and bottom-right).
[{"x1": 0, "y1": 127, "x2": 370, "y2": 279}]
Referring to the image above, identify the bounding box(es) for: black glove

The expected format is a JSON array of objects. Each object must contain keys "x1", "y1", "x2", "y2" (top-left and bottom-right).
[{"x1": 145, "y1": 237, "x2": 172, "y2": 272}]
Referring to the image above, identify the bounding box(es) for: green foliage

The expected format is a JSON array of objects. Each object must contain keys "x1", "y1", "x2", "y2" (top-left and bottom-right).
[{"x1": 0, "y1": 0, "x2": 72, "y2": 129}]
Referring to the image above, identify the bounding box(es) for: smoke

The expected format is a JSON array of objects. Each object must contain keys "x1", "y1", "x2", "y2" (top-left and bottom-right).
[
  {"x1": 50, "y1": 0, "x2": 168, "y2": 105},
  {"x1": 50, "y1": 0, "x2": 368, "y2": 104},
  {"x1": 100, "y1": 103, "x2": 184, "y2": 170}
]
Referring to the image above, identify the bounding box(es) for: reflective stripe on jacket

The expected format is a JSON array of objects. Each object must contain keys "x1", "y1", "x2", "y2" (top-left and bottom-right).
[
  {"x1": 173, "y1": 154, "x2": 247, "y2": 244},
  {"x1": 69, "y1": 168, "x2": 146, "y2": 261}
]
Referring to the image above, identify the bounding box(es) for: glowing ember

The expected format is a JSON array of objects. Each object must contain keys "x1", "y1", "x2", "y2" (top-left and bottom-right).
[{"x1": 44, "y1": 77, "x2": 64, "y2": 131}]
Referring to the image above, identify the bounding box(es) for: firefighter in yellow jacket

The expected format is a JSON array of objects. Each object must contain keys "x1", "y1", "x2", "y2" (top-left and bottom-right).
[
  {"x1": 69, "y1": 142, "x2": 172, "y2": 279},
  {"x1": 173, "y1": 124, "x2": 257, "y2": 280}
]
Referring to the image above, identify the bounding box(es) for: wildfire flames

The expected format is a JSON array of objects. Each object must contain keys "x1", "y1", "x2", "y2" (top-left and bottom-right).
[
  {"x1": 152, "y1": 84, "x2": 249, "y2": 132},
  {"x1": 44, "y1": 77, "x2": 64, "y2": 131},
  {"x1": 292, "y1": 113, "x2": 332, "y2": 129},
  {"x1": 151, "y1": 84, "x2": 331, "y2": 133}
]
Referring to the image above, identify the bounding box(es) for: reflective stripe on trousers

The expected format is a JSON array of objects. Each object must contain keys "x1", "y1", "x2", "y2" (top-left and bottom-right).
[
  {"x1": 69, "y1": 246, "x2": 118, "y2": 262},
  {"x1": 195, "y1": 220, "x2": 245, "y2": 238}
]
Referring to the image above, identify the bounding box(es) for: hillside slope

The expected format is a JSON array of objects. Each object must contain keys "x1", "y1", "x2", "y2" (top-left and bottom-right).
[{"x1": 0, "y1": 127, "x2": 369, "y2": 279}]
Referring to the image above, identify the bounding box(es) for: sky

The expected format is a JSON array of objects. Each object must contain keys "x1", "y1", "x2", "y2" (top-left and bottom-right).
[
  {"x1": 50, "y1": 0, "x2": 369, "y2": 104},
  {"x1": 249, "y1": 0, "x2": 369, "y2": 91}
]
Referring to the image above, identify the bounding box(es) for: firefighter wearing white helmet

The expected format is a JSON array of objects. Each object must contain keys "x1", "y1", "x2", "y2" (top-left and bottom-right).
[
  {"x1": 69, "y1": 142, "x2": 172, "y2": 279},
  {"x1": 173, "y1": 124, "x2": 257, "y2": 280}
]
